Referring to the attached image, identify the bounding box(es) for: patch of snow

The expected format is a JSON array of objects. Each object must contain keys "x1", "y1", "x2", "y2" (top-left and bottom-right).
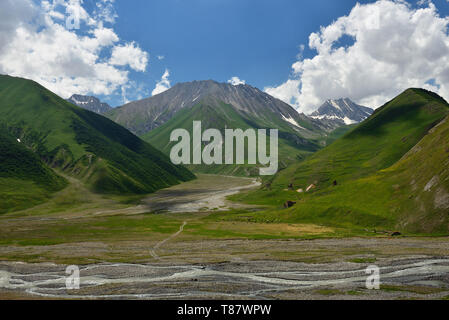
[
  {"x1": 312, "y1": 114, "x2": 357, "y2": 125},
  {"x1": 70, "y1": 97, "x2": 89, "y2": 105},
  {"x1": 192, "y1": 95, "x2": 200, "y2": 102},
  {"x1": 343, "y1": 99, "x2": 353, "y2": 112},
  {"x1": 311, "y1": 115, "x2": 343, "y2": 121},
  {"x1": 330, "y1": 100, "x2": 342, "y2": 111},
  {"x1": 343, "y1": 117, "x2": 357, "y2": 125},
  {"x1": 282, "y1": 114, "x2": 306, "y2": 130}
]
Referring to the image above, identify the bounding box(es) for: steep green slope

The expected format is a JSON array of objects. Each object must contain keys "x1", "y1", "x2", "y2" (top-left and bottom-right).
[
  {"x1": 383, "y1": 115, "x2": 449, "y2": 233},
  {"x1": 0, "y1": 126, "x2": 66, "y2": 213},
  {"x1": 0, "y1": 75, "x2": 195, "y2": 195},
  {"x1": 324, "y1": 124, "x2": 357, "y2": 145},
  {"x1": 143, "y1": 97, "x2": 320, "y2": 176},
  {"x1": 232, "y1": 88, "x2": 449, "y2": 233}
]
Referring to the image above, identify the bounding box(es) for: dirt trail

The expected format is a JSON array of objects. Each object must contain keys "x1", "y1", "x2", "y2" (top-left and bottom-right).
[{"x1": 150, "y1": 222, "x2": 187, "y2": 260}]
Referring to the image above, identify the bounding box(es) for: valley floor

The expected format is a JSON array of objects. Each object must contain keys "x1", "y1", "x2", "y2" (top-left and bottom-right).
[
  {"x1": 1, "y1": 240, "x2": 449, "y2": 300},
  {"x1": 0, "y1": 175, "x2": 448, "y2": 300}
]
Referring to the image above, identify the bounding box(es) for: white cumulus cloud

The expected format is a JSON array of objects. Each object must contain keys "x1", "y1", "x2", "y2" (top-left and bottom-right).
[
  {"x1": 0, "y1": 0, "x2": 149, "y2": 102},
  {"x1": 265, "y1": 0, "x2": 449, "y2": 113},
  {"x1": 228, "y1": 76, "x2": 246, "y2": 86},
  {"x1": 109, "y1": 42, "x2": 148, "y2": 72},
  {"x1": 265, "y1": 79, "x2": 301, "y2": 107},
  {"x1": 152, "y1": 69, "x2": 171, "y2": 96}
]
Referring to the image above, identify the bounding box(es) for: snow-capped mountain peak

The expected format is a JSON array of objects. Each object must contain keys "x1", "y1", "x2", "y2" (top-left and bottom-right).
[
  {"x1": 67, "y1": 94, "x2": 112, "y2": 115},
  {"x1": 310, "y1": 98, "x2": 373, "y2": 127}
]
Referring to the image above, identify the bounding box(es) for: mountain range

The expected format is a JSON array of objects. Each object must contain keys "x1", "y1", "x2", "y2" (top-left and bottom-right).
[
  {"x1": 2, "y1": 74, "x2": 448, "y2": 233},
  {"x1": 106, "y1": 80, "x2": 328, "y2": 136},
  {"x1": 67, "y1": 94, "x2": 112, "y2": 114},
  {"x1": 106, "y1": 80, "x2": 330, "y2": 175}
]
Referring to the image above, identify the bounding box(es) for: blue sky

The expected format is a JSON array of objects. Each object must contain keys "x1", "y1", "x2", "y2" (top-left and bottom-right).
[
  {"x1": 103, "y1": 0, "x2": 449, "y2": 107},
  {"x1": 2, "y1": 0, "x2": 449, "y2": 111},
  {"x1": 113, "y1": 0, "x2": 366, "y2": 90},
  {"x1": 111, "y1": 0, "x2": 384, "y2": 104}
]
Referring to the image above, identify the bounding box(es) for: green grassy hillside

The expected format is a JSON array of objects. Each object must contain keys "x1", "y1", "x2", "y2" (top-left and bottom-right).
[
  {"x1": 231, "y1": 88, "x2": 449, "y2": 233},
  {"x1": 0, "y1": 126, "x2": 67, "y2": 213},
  {"x1": 383, "y1": 114, "x2": 449, "y2": 233},
  {"x1": 143, "y1": 98, "x2": 319, "y2": 176},
  {"x1": 274, "y1": 88, "x2": 449, "y2": 189},
  {"x1": 324, "y1": 124, "x2": 357, "y2": 145},
  {"x1": 0, "y1": 75, "x2": 195, "y2": 195}
]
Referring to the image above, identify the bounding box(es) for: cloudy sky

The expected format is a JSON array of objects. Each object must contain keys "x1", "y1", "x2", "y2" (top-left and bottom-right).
[{"x1": 1, "y1": 0, "x2": 449, "y2": 112}]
